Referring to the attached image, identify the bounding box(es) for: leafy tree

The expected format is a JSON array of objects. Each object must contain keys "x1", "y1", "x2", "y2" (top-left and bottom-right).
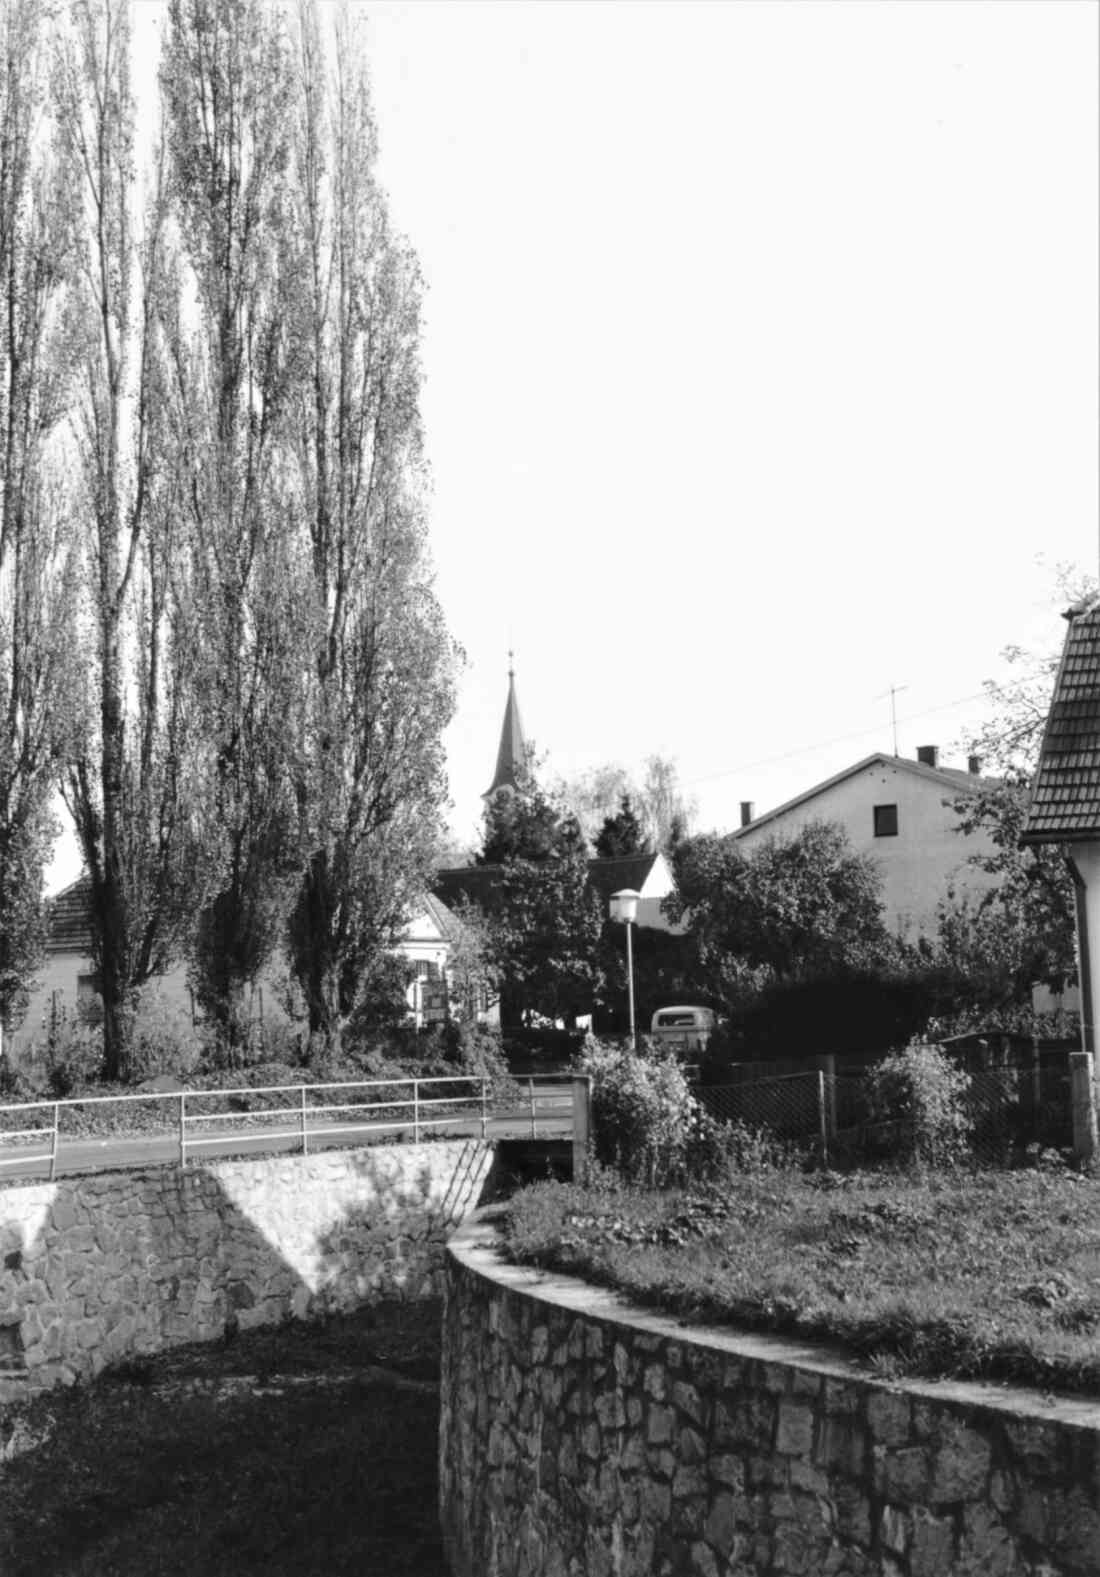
[
  {"x1": 0, "y1": 0, "x2": 77, "y2": 1052},
  {"x1": 284, "y1": 5, "x2": 458, "y2": 1047},
  {"x1": 478, "y1": 766, "x2": 562, "y2": 864},
  {"x1": 594, "y1": 794, "x2": 648, "y2": 857},
  {"x1": 667, "y1": 820, "x2": 891, "y2": 985},
  {"x1": 557, "y1": 753, "x2": 695, "y2": 853},
  {"x1": 160, "y1": 0, "x2": 309, "y2": 1047},
  {"x1": 56, "y1": 0, "x2": 203, "y2": 1079},
  {"x1": 470, "y1": 773, "x2": 603, "y2": 1025}
]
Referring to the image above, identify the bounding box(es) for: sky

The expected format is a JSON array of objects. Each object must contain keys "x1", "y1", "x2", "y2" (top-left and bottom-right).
[{"x1": 50, "y1": 0, "x2": 1100, "y2": 887}]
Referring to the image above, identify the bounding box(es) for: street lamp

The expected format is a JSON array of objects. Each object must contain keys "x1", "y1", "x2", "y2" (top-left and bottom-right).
[{"x1": 609, "y1": 888, "x2": 640, "y2": 1050}]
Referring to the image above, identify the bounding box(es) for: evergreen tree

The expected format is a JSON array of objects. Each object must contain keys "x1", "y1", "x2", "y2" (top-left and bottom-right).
[{"x1": 594, "y1": 794, "x2": 648, "y2": 858}]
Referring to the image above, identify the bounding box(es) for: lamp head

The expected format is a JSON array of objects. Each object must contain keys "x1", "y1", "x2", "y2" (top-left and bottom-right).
[{"x1": 609, "y1": 888, "x2": 640, "y2": 925}]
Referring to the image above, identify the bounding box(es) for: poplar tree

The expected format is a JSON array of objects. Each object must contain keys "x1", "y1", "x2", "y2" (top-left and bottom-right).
[
  {"x1": 284, "y1": 5, "x2": 457, "y2": 1045},
  {"x1": 159, "y1": 0, "x2": 310, "y2": 1046},
  {"x1": 56, "y1": 0, "x2": 203, "y2": 1079},
  {"x1": 0, "y1": 0, "x2": 76, "y2": 1051}
]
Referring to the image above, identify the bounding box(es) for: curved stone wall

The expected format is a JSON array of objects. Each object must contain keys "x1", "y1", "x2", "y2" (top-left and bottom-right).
[{"x1": 440, "y1": 1218, "x2": 1100, "y2": 1577}]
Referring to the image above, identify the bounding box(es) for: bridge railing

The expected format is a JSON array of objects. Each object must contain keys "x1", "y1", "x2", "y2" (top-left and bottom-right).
[{"x1": 0, "y1": 1072, "x2": 583, "y2": 1182}]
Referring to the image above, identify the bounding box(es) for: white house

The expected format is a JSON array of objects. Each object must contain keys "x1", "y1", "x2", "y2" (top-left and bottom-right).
[
  {"x1": 11, "y1": 877, "x2": 467, "y2": 1051},
  {"x1": 733, "y1": 746, "x2": 998, "y2": 940}
]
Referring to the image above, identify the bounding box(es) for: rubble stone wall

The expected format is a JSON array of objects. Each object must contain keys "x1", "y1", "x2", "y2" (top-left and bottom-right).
[
  {"x1": 440, "y1": 1219, "x2": 1100, "y2": 1577},
  {"x1": 0, "y1": 1138, "x2": 493, "y2": 1396}
]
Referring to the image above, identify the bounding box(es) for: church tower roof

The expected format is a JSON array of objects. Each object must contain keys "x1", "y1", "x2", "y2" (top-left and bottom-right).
[{"x1": 484, "y1": 656, "x2": 529, "y2": 798}]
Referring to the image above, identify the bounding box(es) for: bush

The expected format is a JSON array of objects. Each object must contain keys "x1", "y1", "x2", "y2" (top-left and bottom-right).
[
  {"x1": 578, "y1": 1038, "x2": 703, "y2": 1187},
  {"x1": 866, "y1": 1042, "x2": 973, "y2": 1168}
]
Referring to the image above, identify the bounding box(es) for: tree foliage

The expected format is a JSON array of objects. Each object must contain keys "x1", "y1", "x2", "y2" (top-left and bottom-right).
[
  {"x1": 594, "y1": 793, "x2": 647, "y2": 858},
  {"x1": 667, "y1": 820, "x2": 891, "y2": 985},
  {"x1": 283, "y1": 4, "x2": 457, "y2": 1043},
  {"x1": 557, "y1": 753, "x2": 695, "y2": 853},
  {"x1": 0, "y1": 0, "x2": 76, "y2": 1046}
]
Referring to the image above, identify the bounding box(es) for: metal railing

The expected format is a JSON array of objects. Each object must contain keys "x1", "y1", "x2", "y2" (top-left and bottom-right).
[{"x1": 0, "y1": 1074, "x2": 571, "y2": 1182}]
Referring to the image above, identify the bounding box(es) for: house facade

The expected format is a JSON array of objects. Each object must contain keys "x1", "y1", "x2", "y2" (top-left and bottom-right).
[
  {"x1": 733, "y1": 747, "x2": 998, "y2": 940},
  {"x1": 12, "y1": 878, "x2": 466, "y2": 1053}
]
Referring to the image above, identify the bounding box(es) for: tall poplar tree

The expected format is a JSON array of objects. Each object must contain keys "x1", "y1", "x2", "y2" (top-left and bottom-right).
[
  {"x1": 56, "y1": 0, "x2": 202, "y2": 1079},
  {"x1": 159, "y1": 0, "x2": 312, "y2": 1046},
  {"x1": 284, "y1": 6, "x2": 457, "y2": 1046},
  {"x1": 0, "y1": 0, "x2": 76, "y2": 1051}
]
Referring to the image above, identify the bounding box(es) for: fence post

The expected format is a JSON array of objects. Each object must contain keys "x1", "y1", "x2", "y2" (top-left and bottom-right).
[
  {"x1": 816, "y1": 1070, "x2": 829, "y2": 1168},
  {"x1": 300, "y1": 1085, "x2": 308, "y2": 1156},
  {"x1": 179, "y1": 1091, "x2": 187, "y2": 1169},
  {"x1": 413, "y1": 1079, "x2": 420, "y2": 1144},
  {"x1": 1070, "y1": 1051, "x2": 1098, "y2": 1162},
  {"x1": 815, "y1": 1054, "x2": 837, "y2": 1146},
  {"x1": 528, "y1": 1077, "x2": 536, "y2": 1140},
  {"x1": 480, "y1": 1078, "x2": 488, "y2": 1141},
  {"x1": 49, "y1": 1103, "x2": 59, "y2": 1182},
  {"x1": 1029, "y1": 1036, "x2": 1043, "y2": 1140},
  {"x1": 571, "y1": 1074, "x2": 590, "y2": 1183}
]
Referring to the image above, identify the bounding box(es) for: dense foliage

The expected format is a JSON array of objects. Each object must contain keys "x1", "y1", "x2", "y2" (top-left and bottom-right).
[{"x1": 0, "y1": 0, "x2": 457, "y2": 1075}]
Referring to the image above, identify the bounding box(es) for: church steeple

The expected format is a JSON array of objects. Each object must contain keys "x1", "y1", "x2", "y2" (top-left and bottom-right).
[{"x1": 484, "y1": 652, "x2": 529, "y2": 798}]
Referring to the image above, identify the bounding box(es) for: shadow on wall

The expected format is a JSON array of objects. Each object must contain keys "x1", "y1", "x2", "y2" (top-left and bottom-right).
[{"x1": 0, "y1": 1138, "x2": 495, "y2": 1394}]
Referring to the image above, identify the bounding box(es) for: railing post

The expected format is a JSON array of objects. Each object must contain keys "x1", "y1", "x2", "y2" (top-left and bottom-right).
[
  {"x1": 480, "y1": 1077, "x2": 488, "y2": 1140},
  {"x1": 49, "y1": 1103, "x2": 59, "y2": 1182},
  {"x1": 570, "y1": 1074, "x2": 590, "y2": 1183},
  {"x1": 1029, "y1": 1036, "x2": 1043, "y2": 1140},
  {"x1": 528, "y1": 1077, "x2": 536, "y2": 1139},
  {"x1": 413, "y1": 1079, "x2": 420, "y2": 1144},
  {"x1": 300, "y1": 1085, "x2": 308, "y2": 1156},
  {"x1": 1070, "y1": 1051, "x2": 1098, "y2": 1162},
  {"x1": 179, "y1": 1091, "x2": 187, "y2": 1169}
]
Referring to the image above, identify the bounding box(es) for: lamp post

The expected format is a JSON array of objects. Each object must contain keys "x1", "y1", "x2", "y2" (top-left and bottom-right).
[{"x1": 609, "y1": 888, "x2": 640, "y2": 1049}]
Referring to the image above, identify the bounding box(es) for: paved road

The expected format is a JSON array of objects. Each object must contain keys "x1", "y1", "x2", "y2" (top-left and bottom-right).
[{"x1": 0, "y1": 1085, "x2": 576, "y2": 1184}]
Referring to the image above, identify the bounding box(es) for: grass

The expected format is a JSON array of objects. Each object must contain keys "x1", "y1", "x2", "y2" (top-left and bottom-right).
[
  {"x1": 502, "y1": 1166, "x2": 1100, "y2": 1396},
  {"x1": 0, "y1": 1301, "x2": 448, "y2": 1576}
]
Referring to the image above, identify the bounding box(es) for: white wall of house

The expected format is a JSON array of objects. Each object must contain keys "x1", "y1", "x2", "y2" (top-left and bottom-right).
[{"x1": 735, "y1": 759, "x2": 997, "y2": 940}]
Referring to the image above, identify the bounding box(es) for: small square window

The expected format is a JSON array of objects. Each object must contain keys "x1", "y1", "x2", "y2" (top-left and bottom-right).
[{"x1": 873, "y1": 803, "x2": 898, "y2": 838}]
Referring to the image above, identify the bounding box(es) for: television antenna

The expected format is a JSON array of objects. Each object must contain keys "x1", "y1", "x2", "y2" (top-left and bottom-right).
[{"x1": 874, "y1": 683, "x2": 909, "y2": 757}]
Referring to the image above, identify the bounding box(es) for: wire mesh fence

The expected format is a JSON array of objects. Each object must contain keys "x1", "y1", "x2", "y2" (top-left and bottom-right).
[{"x1": 696, "y1": 1054, "x2": 1075, "y2": 1170}]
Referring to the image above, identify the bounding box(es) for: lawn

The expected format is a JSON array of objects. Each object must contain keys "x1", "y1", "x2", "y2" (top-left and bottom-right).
[
  {"x1": 0, "y1": 1301, "x2": 448, "y2": 1576},
  {"x1": 502, "y1": 1167, "x2": 1100, "y2": 1396}
]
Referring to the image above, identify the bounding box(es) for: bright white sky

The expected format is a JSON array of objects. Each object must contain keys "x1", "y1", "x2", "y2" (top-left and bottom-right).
[{"x1": 50, "y1": 0, "x2": 1100, "y2": 887}]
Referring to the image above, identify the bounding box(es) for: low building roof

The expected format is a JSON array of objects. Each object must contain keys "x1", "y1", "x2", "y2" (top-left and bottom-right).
[{"x1": 1021, "y1": 598, "x2": 1100, "y2": 845}]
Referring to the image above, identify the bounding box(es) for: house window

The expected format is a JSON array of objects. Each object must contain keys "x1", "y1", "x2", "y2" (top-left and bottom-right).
[
  {"x1": 76, "y1": 971, "x2": 101, "y2": 1003},
  {"x1": 873, "y1": 804, "x2": 898, "y2": 838}
]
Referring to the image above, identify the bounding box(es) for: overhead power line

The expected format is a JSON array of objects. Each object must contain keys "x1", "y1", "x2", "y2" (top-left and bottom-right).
[{"x1": 686, "y1": 683, "x2": 1018, "y2": 788}]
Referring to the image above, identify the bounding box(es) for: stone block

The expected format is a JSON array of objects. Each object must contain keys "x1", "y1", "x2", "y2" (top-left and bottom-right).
[
  {"x1": 710, "y1": 1454, "x2": 745, "y2": 1491},
  {"x1": 776, "y1": 1399, "x2": 815, "y2": 1457},
  {"x1": 647, "y1": 1404, "x2": 675, "y2": 1445},
  {"x1": 866, "y1": 1390, "x2": 911, "y2": 1448},
  {"x1": 680, "y1": 1426, "x2": 706, "y2": 1465},
  {"x1": 875, "y1": 1444, "x2": 931, "y2": 1503},
  {"x1": 907, "y1": 1506, "x2": 956, "y2": 1577},
  {"x1": 704, "y1": 1491, "x2": 737, "y2": 1556},
  {"x1": 929, "y1": 1420, "x2": 992, "y2": 1505},
  {"x1": 879, "y1": 1504, "x2": 909, "y2": 1555}
]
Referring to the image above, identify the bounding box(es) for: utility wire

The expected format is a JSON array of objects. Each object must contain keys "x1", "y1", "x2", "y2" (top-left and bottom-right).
[{"x1": 685, "y1": 682, "x2": 1025, "y2": 788}]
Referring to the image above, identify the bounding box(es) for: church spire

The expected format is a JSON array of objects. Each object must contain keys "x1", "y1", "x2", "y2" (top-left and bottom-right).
[{"x1": 484, "y1": 651, "x2": 529, "y2": 798}]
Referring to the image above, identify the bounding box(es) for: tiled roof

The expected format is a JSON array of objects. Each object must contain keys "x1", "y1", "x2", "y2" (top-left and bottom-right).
[
  {"x1": 47, "y1": 875, "x2": 93, "y2": 954},
  {"x1": 1021, "y1": 600, "x2": 1100, "y2": 844},
  {"x1": 419, "y1": 892, "x2": 465, "y2": 943},
  {"x1": 587, "y1": 853, "x2": 662, "y2": 903},
  {"x1": 434, "y1": 853, "x2": 665, "y2": 914}
]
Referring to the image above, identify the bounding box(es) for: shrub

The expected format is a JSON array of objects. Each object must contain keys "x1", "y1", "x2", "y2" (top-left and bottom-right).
[
  {"x1": 866, "y1": 1042, "x2": 973, "y2": 1168},
  {"x1": 578, "y1": 1038, "x2": 701, "y2": 1187}
]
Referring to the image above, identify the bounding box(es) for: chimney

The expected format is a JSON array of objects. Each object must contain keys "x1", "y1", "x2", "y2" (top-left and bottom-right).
[
  {"x1": 916, "y1": 745, "x2": 940, "y2": 769},
  {"x1": 740, "y1": 801, "x2": 755, "y2": 829},
  {"x1": 968, "y1": 753, "x2": 981, "y2": 776}
]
